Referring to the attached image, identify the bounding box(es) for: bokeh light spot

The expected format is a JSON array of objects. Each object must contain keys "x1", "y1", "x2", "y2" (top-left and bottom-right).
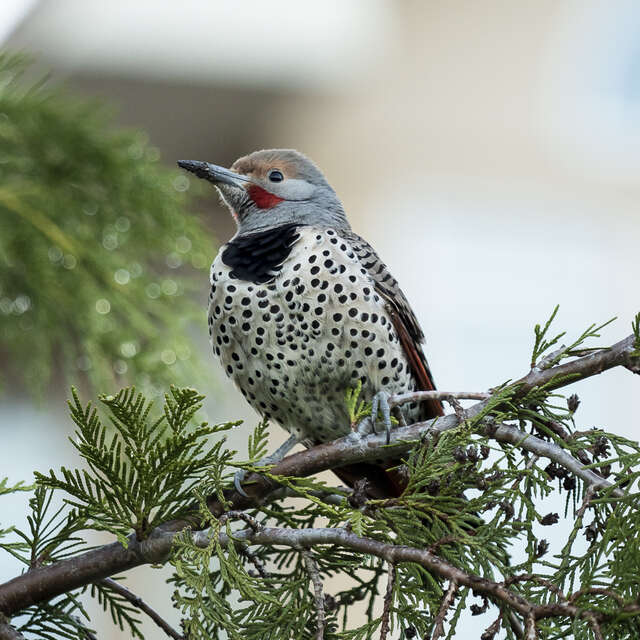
[
  {"x1": 161, "y1": 279, "x2": 178, "y2": 295},
  {"x1": 114, "y1": 268, "x2": 130, "y2": 285},
  {"x1": 161, "y1": 349, "x2": 176, "y2": 365},
  {"x1": 120, "y1": 342, "x2": 137, "y2": 358},
  {"x1": 95, "y1": 298, "x2": 111, "y2": 314},
  {"x1": 146, "y1": 283, "x2": 161, "y2": 298}
]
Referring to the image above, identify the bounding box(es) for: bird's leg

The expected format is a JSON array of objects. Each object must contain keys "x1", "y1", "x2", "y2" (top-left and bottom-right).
[
  {"x1": 234, "y1": 434, "x2": 300, "y2": 497},
  {"x1": 358, "y1": 391, "x2": 394, "y2": 444}
]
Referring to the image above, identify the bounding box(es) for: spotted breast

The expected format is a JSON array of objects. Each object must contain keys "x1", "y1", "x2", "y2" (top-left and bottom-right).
[{"x1": 208, "y1": 225, "x2": 422, "y2": 444}]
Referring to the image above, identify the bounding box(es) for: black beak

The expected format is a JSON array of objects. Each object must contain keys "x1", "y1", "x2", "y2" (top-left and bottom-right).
[{"x1": 177, "y1": 160, "x2": 249, "y2": 188}]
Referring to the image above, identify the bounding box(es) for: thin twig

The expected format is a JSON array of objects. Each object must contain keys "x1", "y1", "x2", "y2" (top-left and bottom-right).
[
  {"x1": 576, "y1": 484, "x2": 596, "y2": 519},
  {"x1": 389, "y1": 390, "x2": 490, "y2": 407},
  {"x1": 379, "y1": 563, "x2": 396, "y2": 640},
  {"x1": 524, "y1": 612, "x2": 537, "y2": 639},
  {"x1": 218, "y1": 511, "x2": 263, "y2": 531},
  {"x1": 99, "y1": 578, "x2": 184, "y2": 640},
  {"x1": 427, "y1": 535, "x2": 459, "y2": 554},
  {"x1": 263, "y1": 486, "x2": 350, "y2": 507},
  {"x1": 238, "y1": 543, "x2": 269, "y2": 579},
  {"x1": 445, "y1": 396, "x2": 466, "y2": 420},
  {"x1": 534, "y1": 345, "x2": 567, "y2": 371},
  {"x1": 430, "y1": 579, "x2": 458, "y2": 640},
  {"x1": 504, "y1": 574, "x2": 566, "y2": 602},
  {"x1": 584, "y1": 612, "x2": 604, "y2": 640},
  {"x1": 568, "y1": 587, "x2": 625, "y2": 607},
  {"x1": 480, "y1": 612, "x2": 502, "y2": 640},
  {"x1": 301, "y1": 550, "x2": 325, "y2": 640}
]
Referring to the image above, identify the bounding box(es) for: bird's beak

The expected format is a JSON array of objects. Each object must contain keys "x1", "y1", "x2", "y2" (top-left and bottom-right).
[{"x1": 177, "y1": 160, "x2": 249, "y2": 189}]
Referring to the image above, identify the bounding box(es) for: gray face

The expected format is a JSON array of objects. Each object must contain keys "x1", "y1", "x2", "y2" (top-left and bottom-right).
[{"x1": 178, "y1": 149, "x2": 350, "y2": 236}]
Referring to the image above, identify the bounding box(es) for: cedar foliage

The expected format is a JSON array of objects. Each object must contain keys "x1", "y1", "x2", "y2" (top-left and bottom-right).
[
  {"x1": 0, "y1": 53, "x2": 211, "y2": 397},
  {"x1": 1, "y1": 313, "x2": 640, "y2": 638}
]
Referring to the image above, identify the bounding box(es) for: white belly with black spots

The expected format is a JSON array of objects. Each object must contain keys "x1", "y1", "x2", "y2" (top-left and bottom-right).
[{"x1": 207, "y1": 226, "x2": 418, "y2": 443}]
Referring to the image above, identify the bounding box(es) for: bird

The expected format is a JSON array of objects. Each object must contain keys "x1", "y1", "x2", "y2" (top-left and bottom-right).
[{"x1": 178, "y1": 149, "x2": 443, "y2": 498}]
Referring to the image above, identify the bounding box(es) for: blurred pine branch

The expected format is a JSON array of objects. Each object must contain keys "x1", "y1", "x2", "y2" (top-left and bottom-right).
[{"x1": 0, "y1": 52, "x2": 213, "y2": 398}]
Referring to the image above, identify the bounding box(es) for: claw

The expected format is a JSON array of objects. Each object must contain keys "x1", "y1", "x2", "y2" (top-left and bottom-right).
[{"x1": 234, "y1": 469, "x2": 250, "y2": 497}]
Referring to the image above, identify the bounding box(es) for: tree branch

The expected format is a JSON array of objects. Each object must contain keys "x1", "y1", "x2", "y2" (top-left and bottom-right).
[
  {"x1": 524, "y1": 612, "x2": 537, "y2": 639},
  {"x1": 0, "y1": 528, "x2": 177, "y2": 616},
  {"x1": 202, "y1": 525, "x2": 630, "y2": 626},
  {"x1": 99, "y1": 578, "x2": 184, "y2": 640},
  {"x1": 0, "y1": 333, "x2": 636, "y2": 617},
  {"x1": 389, "y1": 391, "x2": 490, "y2": 407},
  {"x1": 378, "y1": 562, "x2": 395, "y2": 640},
  {"x1": 217, "y1": 333, "x2": 637, "y2": 511},
  {"x1": 430, "y1": 579, "x2": 458, "y2": 640},
  {"x1": 301, "y1": 551, "x2": 325, "y2": 640}
]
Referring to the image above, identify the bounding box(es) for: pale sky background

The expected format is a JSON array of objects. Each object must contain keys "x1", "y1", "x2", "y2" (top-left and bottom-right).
[{"x1": 1, "y1": 1, "x2": 639, "y2": 638}]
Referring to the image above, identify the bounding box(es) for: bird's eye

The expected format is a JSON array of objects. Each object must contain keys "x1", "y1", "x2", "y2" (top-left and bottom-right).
[{"x1": 268, "y1": 169, "x2": 284, "y2": 183}]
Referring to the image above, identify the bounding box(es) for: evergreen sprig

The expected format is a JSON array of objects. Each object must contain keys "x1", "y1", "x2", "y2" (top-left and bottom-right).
[
  {"x1": 0, "y1": 477, "x2": 31, "y2": 541},
  {"x1": 1, "y1": 313, "x2": 640, "y2": 638},
  {"x1": 85, "y1": 580, "x2": 143, "y2": 638},
  {"x1": 2, "y1": 487, "x2": 86, "y2": 567},
  {"x1": 15, "y1": 593, "x2": 94, "y2": 640},
  {"x1": 35, "y1": 386, "x2": 237, "y2": 542},
  {"x1": 345, "y1": 380, "x2": 370, "y2": 427},
  {"x1": 531, "y1": 305, "x2": 564, "y2": 367},
  {"x1": 1, "y1": 488, "x2": 95, "y2": 640}
]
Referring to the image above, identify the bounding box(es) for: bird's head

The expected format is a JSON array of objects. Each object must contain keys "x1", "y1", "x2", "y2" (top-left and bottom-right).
[{"x1": 178, "y1": 149, "x2": 349, "y2": 235}]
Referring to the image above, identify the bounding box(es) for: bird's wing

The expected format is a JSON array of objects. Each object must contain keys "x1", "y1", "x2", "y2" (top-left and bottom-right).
[
  {"x1": 320, "y1": 230, "x2": 443, "y2": 498},
  {"x1": 295, "y1": 229, "x2": 445, "y2": 499},
  {"x1": 337, "y1": 229, "x2": 443, "y2": 419}
]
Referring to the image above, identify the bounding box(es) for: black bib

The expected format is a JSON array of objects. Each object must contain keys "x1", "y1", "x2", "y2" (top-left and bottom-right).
[{"x1": 221, "y1": 224, "x2": 302, "y2": 284}]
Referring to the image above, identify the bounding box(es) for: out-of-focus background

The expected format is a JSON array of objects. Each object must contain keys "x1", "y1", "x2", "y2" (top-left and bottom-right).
[{"x1": 1, "y1": 1, "x2": 639, "y2": 637}]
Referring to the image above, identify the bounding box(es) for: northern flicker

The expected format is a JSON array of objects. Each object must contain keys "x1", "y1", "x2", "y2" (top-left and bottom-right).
[{"x1": 178, "y1": 149, "x2": 443, "y2": 498}]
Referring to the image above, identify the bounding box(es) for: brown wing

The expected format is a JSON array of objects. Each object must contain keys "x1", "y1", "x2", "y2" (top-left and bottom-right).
[
  {"x1": 381, "y1": 302, "x2": 443, "y2": 419},
  {"x1": 338, "y1": 230, "x2": 443, "y2": 419},
  {"x1": 322, "y1": 230, "x2": 443, "y2": 498}
]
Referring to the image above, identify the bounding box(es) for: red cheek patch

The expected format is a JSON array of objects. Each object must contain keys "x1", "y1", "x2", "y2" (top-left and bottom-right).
[{"x1": 247, "y1": 185, "x2": 284, "y2": 209}]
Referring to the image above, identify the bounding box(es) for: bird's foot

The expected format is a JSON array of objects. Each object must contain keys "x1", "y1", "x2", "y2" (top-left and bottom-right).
[
  {"x1": 357, "y1": 391, "x2": 395, "y2": 444},
  {"x1": 233, "y1": 434, "x2": 300, "y2": 497},
  {"x1": 233, "y1": 469, "x2": 251, "y2": 497}
]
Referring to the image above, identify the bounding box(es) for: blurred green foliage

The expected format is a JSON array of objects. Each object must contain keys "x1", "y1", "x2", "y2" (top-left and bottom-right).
[{"x1": 0, "y1": 53, "x2": 214, "y2": 398}]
